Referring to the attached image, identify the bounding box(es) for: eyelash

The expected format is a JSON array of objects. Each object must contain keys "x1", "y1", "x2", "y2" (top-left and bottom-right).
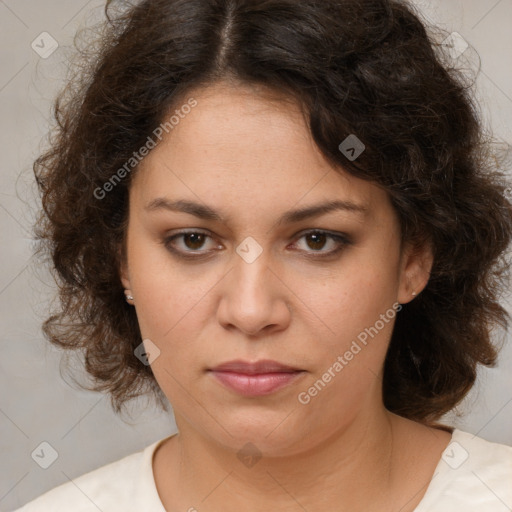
[{"x1": 161, "y1": 229, "x2": 352, "y2": 260}]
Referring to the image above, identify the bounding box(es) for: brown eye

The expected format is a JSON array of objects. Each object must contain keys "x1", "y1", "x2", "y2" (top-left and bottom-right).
[
  {"x1": 162, "y1": 230, "x2": 221, "y2": 259},
  {"x1": 183, "y1": 233, "x2": 207, "y2": 250},
  {"x1": 305, "y1": 232, "x2": 327, "y2": 251},
  {"x1": 292, "y1": 230, "x2": 352, "y2": 258}
]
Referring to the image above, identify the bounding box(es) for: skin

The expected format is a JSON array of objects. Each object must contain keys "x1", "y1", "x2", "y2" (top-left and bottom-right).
[{"x1": 120, "y1": 81, "x2": 452, "y2": 512}]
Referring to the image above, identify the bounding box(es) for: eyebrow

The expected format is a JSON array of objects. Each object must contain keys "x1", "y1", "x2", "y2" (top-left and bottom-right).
[{"x1": 144, "y1": 198, "x2": 368, "y2": 224}]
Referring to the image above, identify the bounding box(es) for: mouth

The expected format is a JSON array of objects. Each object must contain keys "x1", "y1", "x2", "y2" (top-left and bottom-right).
[{"x1": 207, "y1": 359, "x2": 306, "y2": 396}]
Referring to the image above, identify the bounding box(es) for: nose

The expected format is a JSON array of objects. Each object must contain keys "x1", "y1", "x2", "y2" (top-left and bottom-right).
[{"x1": 216, "y1": 247, "x2": 292, "y2": 337}]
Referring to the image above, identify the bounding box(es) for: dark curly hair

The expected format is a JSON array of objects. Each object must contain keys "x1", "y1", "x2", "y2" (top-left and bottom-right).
[{"x1": 33, "y1": 0, "x2": 512, "y2": 423}]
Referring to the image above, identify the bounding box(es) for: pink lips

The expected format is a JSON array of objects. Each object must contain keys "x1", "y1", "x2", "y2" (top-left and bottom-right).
[{"x1": 208, "y1": 360, "x2": 305, "y2": 396}]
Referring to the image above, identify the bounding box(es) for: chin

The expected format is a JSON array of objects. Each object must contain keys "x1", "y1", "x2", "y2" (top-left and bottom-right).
[{"x1": 203, "y1": 413, "x2": 317, "y2": 458}]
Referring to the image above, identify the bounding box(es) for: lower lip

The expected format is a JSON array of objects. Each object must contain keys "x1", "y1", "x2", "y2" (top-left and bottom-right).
[{"x1": 209, "y1": 371, "x2": 304, "y2": 396}]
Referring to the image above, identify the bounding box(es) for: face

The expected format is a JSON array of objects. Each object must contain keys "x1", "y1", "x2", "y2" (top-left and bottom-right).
[{"x1": 120, "y1": 81, "x2": 431, "y2": 455}]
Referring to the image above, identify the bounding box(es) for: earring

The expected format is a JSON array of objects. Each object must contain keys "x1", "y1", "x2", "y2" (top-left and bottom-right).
[
  {"x1": 411, "y1": 291, "x2": 417, "y2": 297},
  {"x1": 125, "y1": 291, "x2": 134, "y2": 302}
]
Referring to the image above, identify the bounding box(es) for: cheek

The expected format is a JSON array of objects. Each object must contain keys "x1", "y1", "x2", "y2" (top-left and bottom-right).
[
  {"x1": 295, "y1": 270, "x2": 399, "y2": 422},
  {"x1": 296, "y1": 258, "x2": 399, "y2": 350},
  {"x1": 126, "y1": 228, "x2": 216, "y2": 336},
  {"x1": 131, "y1": 261, "x2": 214, "y2": 398},
  {"x1": 134, "y1": 271, "x2": 214, "y2": 343}
]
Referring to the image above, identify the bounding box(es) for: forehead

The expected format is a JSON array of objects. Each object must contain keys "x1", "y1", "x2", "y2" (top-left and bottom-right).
[
  {"x1": 141, "y1": 82, "x2": 323, "y2": 176},
  {"x1": 131, "y1": 82, "x2": 390, "y2": 223}
]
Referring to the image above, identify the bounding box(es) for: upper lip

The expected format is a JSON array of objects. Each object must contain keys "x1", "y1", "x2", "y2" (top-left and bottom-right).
[{"x1": 209, "y1": 359, "x2": 303, "y2": 374}]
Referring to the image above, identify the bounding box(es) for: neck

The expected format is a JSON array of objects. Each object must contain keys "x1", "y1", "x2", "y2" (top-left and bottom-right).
[{"x1": 165, "y1": 405, "x2": 403, "y2": 511}]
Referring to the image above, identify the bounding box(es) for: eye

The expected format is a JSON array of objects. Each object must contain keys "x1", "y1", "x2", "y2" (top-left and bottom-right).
[
  {"x1": 291, "y1": 230, "x2": 352, "y2": 257},
  {"x1": 162, "y1": 230, "x2": 221, "y2": 258},
  {"x1": 162, "y1": 229, "x2": 352, "y2": 260}
]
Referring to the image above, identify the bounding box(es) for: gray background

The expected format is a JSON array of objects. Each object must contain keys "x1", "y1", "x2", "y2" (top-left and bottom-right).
[{"x1": 1, "y1": 1, "x2": 511, "y2": 510}]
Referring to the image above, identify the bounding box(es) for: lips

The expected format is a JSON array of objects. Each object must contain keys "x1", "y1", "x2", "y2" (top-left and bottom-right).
[
  {"x1": 210, "y1": 359, "x2": 302, "y2": 374},
  {"x1": 208, "y1": 359, "x2": 305, "y2": 396}
]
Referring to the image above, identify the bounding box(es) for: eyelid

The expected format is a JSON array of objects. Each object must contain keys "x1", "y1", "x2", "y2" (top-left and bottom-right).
[
  {"x1": 291, "y1": 228, "x2": 352, "y2": 244},
  {"x1": 162, "y1": 228, "x2": 352, "y2": 259},
  {"x1": 160, "y1": 229, "x2": 223, "y2": 263},
  {"x1": 288, "y1": 229, "x2": 352, "y2": 257}
]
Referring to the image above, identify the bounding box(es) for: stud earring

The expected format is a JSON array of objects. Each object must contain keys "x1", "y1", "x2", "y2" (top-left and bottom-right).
[
  {"x1": 411, "y1": 291, "x2": 417, "y2": 297},
  {"x1": 125, "y1": 292, "x2": 134, "y2": 302}
]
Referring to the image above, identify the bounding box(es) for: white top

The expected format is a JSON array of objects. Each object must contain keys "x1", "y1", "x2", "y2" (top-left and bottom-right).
[{"x1": 13, "y1": 429, "x2": 512, "y2": 511}]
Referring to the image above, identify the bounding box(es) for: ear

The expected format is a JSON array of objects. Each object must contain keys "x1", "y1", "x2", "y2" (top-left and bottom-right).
[
  {"x1": 397, "y1": 237, "x2": 433, "y2": 305},
  {"x1": 117, "y1": 243, "x2": 132, "y2": 291}
]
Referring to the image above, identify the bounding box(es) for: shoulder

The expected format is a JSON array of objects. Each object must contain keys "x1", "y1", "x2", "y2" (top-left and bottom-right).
[
  {"x1": 13, "y1": 437, "x2": 168, "y2": 512},
  {"x1": 416, "y1": 429, "x2": 512, "y2": 512}
]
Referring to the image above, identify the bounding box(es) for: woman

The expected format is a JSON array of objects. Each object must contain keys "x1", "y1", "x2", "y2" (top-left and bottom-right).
[{"x1": 16, "y1": 0, "x2": 512, "y2": 510}]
